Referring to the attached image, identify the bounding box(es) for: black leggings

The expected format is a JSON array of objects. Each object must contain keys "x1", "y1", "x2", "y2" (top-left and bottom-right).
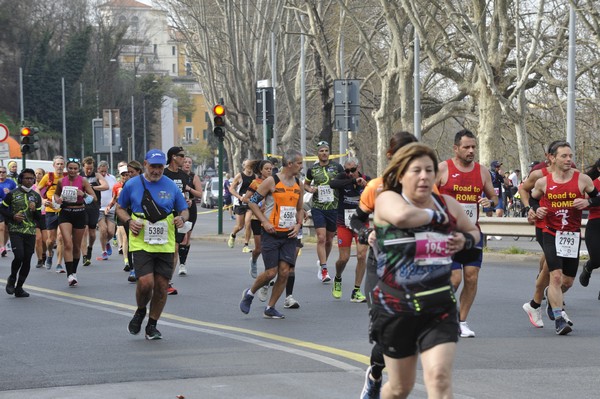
[
  {"x1": 9, "y1": 233, "x2": 36, "y2": 287},
  {"x1": 585, "y1": 218, "x2": 600, "y2": 270}
]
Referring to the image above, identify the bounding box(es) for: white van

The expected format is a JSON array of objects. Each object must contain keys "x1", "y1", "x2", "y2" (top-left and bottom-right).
[{"x1": 1, "y1": 159, "x2": 55, "y2": 173}]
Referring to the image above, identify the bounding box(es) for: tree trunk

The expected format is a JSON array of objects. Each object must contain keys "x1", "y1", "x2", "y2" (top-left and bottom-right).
[{"x1": 476, "y1": 82, "x2": 502, "y2": 168}]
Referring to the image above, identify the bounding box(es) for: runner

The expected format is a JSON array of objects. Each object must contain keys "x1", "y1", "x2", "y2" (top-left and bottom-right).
[
  {"x1": 240, "y1": 149, "x2": 304, "y2": 319},
  {"x1": 106, "y1": 165, "x2": 131, "y2": 272},
  {"x1": 37, "y1": 156, "x2": 65, "y2": 272},
  {"x1": 118, "y1": 149, "x2": 189, "y2": 340},
  {"x1": 96, "y1": 160, "x2": 117, "y2": 261},
  {"x1": 163, "y1": 146, "x2": 192, "y2": 294},
  {"x1": 1, "y1": 168, "x2": 42, "y2": 297},
  {"x1": 303, "y1": 141, "x2": 344, "y2": 283},
  {"x1": 370, "y1": 143, "x2": 480, "y2": 398},
  {"x1": 123, "y1": 161, "x2": 143, "y2": 283},
  {"x1": 33, "y1": 168, "x2": 48, "y2": 268},
  {"x1": 178, "y1": 156, "x2": 203, "y2": 276},
  {"x1": 329, "y1": 157, "x2": 370, "y2": 302},
  {"x1": 529, "y1": 142, "x2": 598, "y2": 335},
  {"x1": 436, "y1": 129, "x2": 497, "y2": 338},
  {"x1": 53, "y1": 158, "x2": 97, "y2": 287},
  {"x1": 519, "y1": 140, "x2": 573, "y2": 328},
  {"x1": 0, "y1": 165, "x2": 17, "y2": 257},
  {"x1": 228, "y1": 160, "x2": 255, "y2": 252},
  {"x1": 80, "y1": 157, "x2": 108, "y2": 266},
  {"x1": 579, "y1": 158, "x2": 600, "y2": 289}
]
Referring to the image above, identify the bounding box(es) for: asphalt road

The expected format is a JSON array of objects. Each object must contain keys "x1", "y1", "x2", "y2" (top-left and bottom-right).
[{"x1": 1, "y1": 212, "x2": 600, "y2": 398}]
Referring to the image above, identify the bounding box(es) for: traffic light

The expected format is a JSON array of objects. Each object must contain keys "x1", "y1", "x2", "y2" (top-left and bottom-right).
[
  {"x1": 213, "y1": 104, "x2": 226, "y2": 141},
  {"x1": 20, "y1": 126, "x2": 39, "y2": 155}
]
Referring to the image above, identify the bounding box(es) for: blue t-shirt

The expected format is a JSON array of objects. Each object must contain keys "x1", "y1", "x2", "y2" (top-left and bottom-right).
[
  {"x1": 118, "y1": 175, "x2": 188, "y2": 215},
  {"x1": 0, "y1": 179, "x2": 17, "y2": 202}
]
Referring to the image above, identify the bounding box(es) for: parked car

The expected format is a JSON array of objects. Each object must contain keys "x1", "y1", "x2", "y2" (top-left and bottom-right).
[{"x1": 201, "y1": 179, "x2": 220, "y2": 208}]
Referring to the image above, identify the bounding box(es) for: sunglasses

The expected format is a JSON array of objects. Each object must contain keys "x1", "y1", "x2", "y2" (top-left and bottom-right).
[
  {"x1": 317, "y1": 141, "x2": 329, "y2": 147},
  {"x1": 176, "y1": 153, "x2": 185, "y2": 158},
  {"x1": 67, "y1": 157, "x2": 80, "y2": 163},
  {"x1": 345, "y1": 167, "x2": 357, "y2": 173}
]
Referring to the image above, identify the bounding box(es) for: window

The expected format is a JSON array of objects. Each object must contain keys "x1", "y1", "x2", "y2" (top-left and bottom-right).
[
  {"x1": 185, "y1": 127, "x2": 193, "y2": 142},
  {"x1": 154, "y1": 44, "x2": 157, "y2": 55},
  {"x1": 203, "y1": 130, "x2": 207, "y2": 141},
  {"x1": 172, "y1": 64, "x2": 176, "y2": 73},
  {"x1": 172, "y1": 46, "x2": 176, "y2": 56},
  {"x1": 131, "y1": 16, "x2": 139, "y2": 30},
  {"x1": 119, "y1": 16, "x2": 126, "y2": 25},
  {"x1": 185, "y1": 114, "x2": 192, "y2": 123}
]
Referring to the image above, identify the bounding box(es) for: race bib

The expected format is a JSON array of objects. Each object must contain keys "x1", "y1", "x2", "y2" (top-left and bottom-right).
[
  {"x1": 144, "y1": 220, "x2": 169, "y2": 245},
  {"x1": 318, "y1": 185, "x2": 334, "y2": 203},
  {"x1": 494, "y1": 187, "x2": 500, "y2": 196},
  {"x1": 278, "y1": 206, "x2": 297, "y2": 229},
  {"x1": 461, "y1": 203, "x2": 478, "y2": 224},
  {"x1": 555, "y1": 231, "x2": 580, "y2": 258},
  {"x1": 61, "y1": 186, "x2": 78, "y2": 203},
  {"x1": 344, "y1": 209, "x2": 355, "y2": 228},
  {"x1": 414, "y1": 232, "x2": 452, "y2": 266}
]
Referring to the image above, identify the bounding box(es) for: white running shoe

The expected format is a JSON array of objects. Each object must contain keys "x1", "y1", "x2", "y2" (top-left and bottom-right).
[
  {"x1": 257, "y1": 285, "x2": 269, "y2": 302},
  {"x1": 284, "y1": 295, "x2": 300, "y2": 309},
  {"x1": 68, "y1": 273, "x2": 78, "y2": 287},
  {"x1": 178, "y1": 264, "x2": 187, "y2": 276},
  {"x1": 562, "y1": 310, "x2": 574, "y2": 326},
  {"x1": 522, "y1": 302, "x2": 544, "y2": 328},
  {"x1": 459, "y1": 321, "x2": 475, "y2": 338}
]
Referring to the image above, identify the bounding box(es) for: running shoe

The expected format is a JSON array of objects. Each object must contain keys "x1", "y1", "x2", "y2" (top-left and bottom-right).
[
  {"x1": 5, "y1": 276, "x2": 15, "y2": 295},
  {"x1": 128, "y1": 270, "x2": 137, "y2": 283},
  {"x1": 283, "y1": 295, "x2": 300, "y2": 309},
  {"x1": 112, "y1": 237, "x2": 118, "y2": 247},
  {"x1": 316, "y1": 261, "x2": 322, "y2": 281},
  {"x1": 56, "y1": 264, "x2": 66, "y2": 274},
  {"x1": 522, "y1": 302, "x2": 544, "y2": 328},
  {"x1": 227, "y1": 234, "x2": 235, "y2": 248},
  {"x1": 145, "y1": 324, "x2": 162, "y2": 340},
  {"x1": 562, "y1": 310, "x2": 574, "y2": 327},
  {"x1": 105, "y1": 243, "x2": 113, "y2": 256},
  {"x1": 96, "y1": 251, "x2": 109, "y2": 261},
  {"x1": 257, "y1": 285, "x2": 268, "y2": 302},
  {"x1": 35, "y1": 259, "x2": 44, "y2": 269},
  {"x1": 167, "y1": 283, "x2": 178, "y2": 295},
  {"x1": 240, "y1": 289, "x2": 254, "y2": 314},
  {"x1": 123, "y1": 263, "x2": 131, "y2": 272},
  {"x1": 68, "y1": 273, "x2": 78, "y2": 287},
  {"x1": 351, "y1": 289, "x2": 367, "y2": 303},
  {"x1": 242, "y1": 245, "x2": 251, "y2": 253},
  {"x1": 459, "y1": 321, "x2": 475, "y2": 338},
  {"x1": 14, "y1": 287, "x2": 30, "y2": 298},
  {"x1": 332, "y1": 279, "x2": 342, "y2": 299},
  {"x1": 321, "y1": 268, "x2": 331, "y2": 284},
  {"x1": 579, "y1": 263, "x2": 592, "y2": 287},
  {"x1": 555, "y1": 316, "x2": 572, "y2": 335},
  {"x1": 263, "y1": 307, "x2": 285, "y2": 319},
  {"x1": 249, "y1": 257, "x2": 257, "y2": 278},
  {"x1": 178, "y1": 264, "x2": 187, "y2": 276},
  {"x1": 45, "y1": 256, "x2": 53, "y2": 271},
  {"x1": 360, "y1": 366, "x2": 382, "y2": 399},
  {"x1": 82, "y1": 256, "x2": 91, "y2": 267},
  {"x1": 544, "y1": 287, "x2": 554, "y2": 321},
  {"x1": 128, "y1": 309, "x2": 145, "y2": 335}
]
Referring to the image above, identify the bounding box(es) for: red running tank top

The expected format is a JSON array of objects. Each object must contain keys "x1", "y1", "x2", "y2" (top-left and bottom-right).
[
  {"x1": 439, "y1": 159, "x2": 484, "y2": 225},
  {"x1": 543, "y1": 171, "x2": 583, "y2": 234},
  {"x1": 588, "y1": 178, "x2": 600, "y2": 221}
]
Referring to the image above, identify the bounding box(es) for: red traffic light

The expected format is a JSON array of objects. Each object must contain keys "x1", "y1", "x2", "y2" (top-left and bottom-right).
[
  {"x1": 213, "y1": 104, "x2": 225, "y2": 116},
  {"x1": 21, "y1": 127, "x2": 32, "y2": 136}
]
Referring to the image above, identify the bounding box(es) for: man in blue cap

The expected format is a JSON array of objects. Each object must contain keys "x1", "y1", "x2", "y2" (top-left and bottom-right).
[{"x1": 117, "y1": 149, "x2": 189, "y2": 340}]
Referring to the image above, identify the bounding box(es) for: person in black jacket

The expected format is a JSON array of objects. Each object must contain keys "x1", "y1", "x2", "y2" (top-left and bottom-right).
[{"x1": 329, "y1": 157, "x2": 370, "y2": 302}]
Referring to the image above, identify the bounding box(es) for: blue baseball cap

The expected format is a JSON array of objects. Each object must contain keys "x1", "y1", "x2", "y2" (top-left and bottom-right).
[{"x1": 145, "y1": 149, "x2": 167, "y2": 165}]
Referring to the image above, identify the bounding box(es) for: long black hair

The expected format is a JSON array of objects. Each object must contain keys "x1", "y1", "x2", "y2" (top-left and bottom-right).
[{"x1": 585, "y1": 158, "x2": 600, "y2": 180}]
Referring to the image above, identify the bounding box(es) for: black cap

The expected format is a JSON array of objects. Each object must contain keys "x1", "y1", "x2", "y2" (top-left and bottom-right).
[{"x1": 167, "y1": 146, "x2": 184, "y2": 163}]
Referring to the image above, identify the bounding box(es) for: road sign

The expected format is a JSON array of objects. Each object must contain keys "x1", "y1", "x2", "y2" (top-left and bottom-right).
[
  {"x1": 256, "y1": 87, "x2": 274, "y2": 125},
  {"x1": 0, "y1": 142, "x2": 9, "y2": 159},
  {"x1": 0, "y1": 123, "x2": 9, "y2": 142},
  {"x1": 334, "y1": 79, "x2": 361, "y2": 132}
]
